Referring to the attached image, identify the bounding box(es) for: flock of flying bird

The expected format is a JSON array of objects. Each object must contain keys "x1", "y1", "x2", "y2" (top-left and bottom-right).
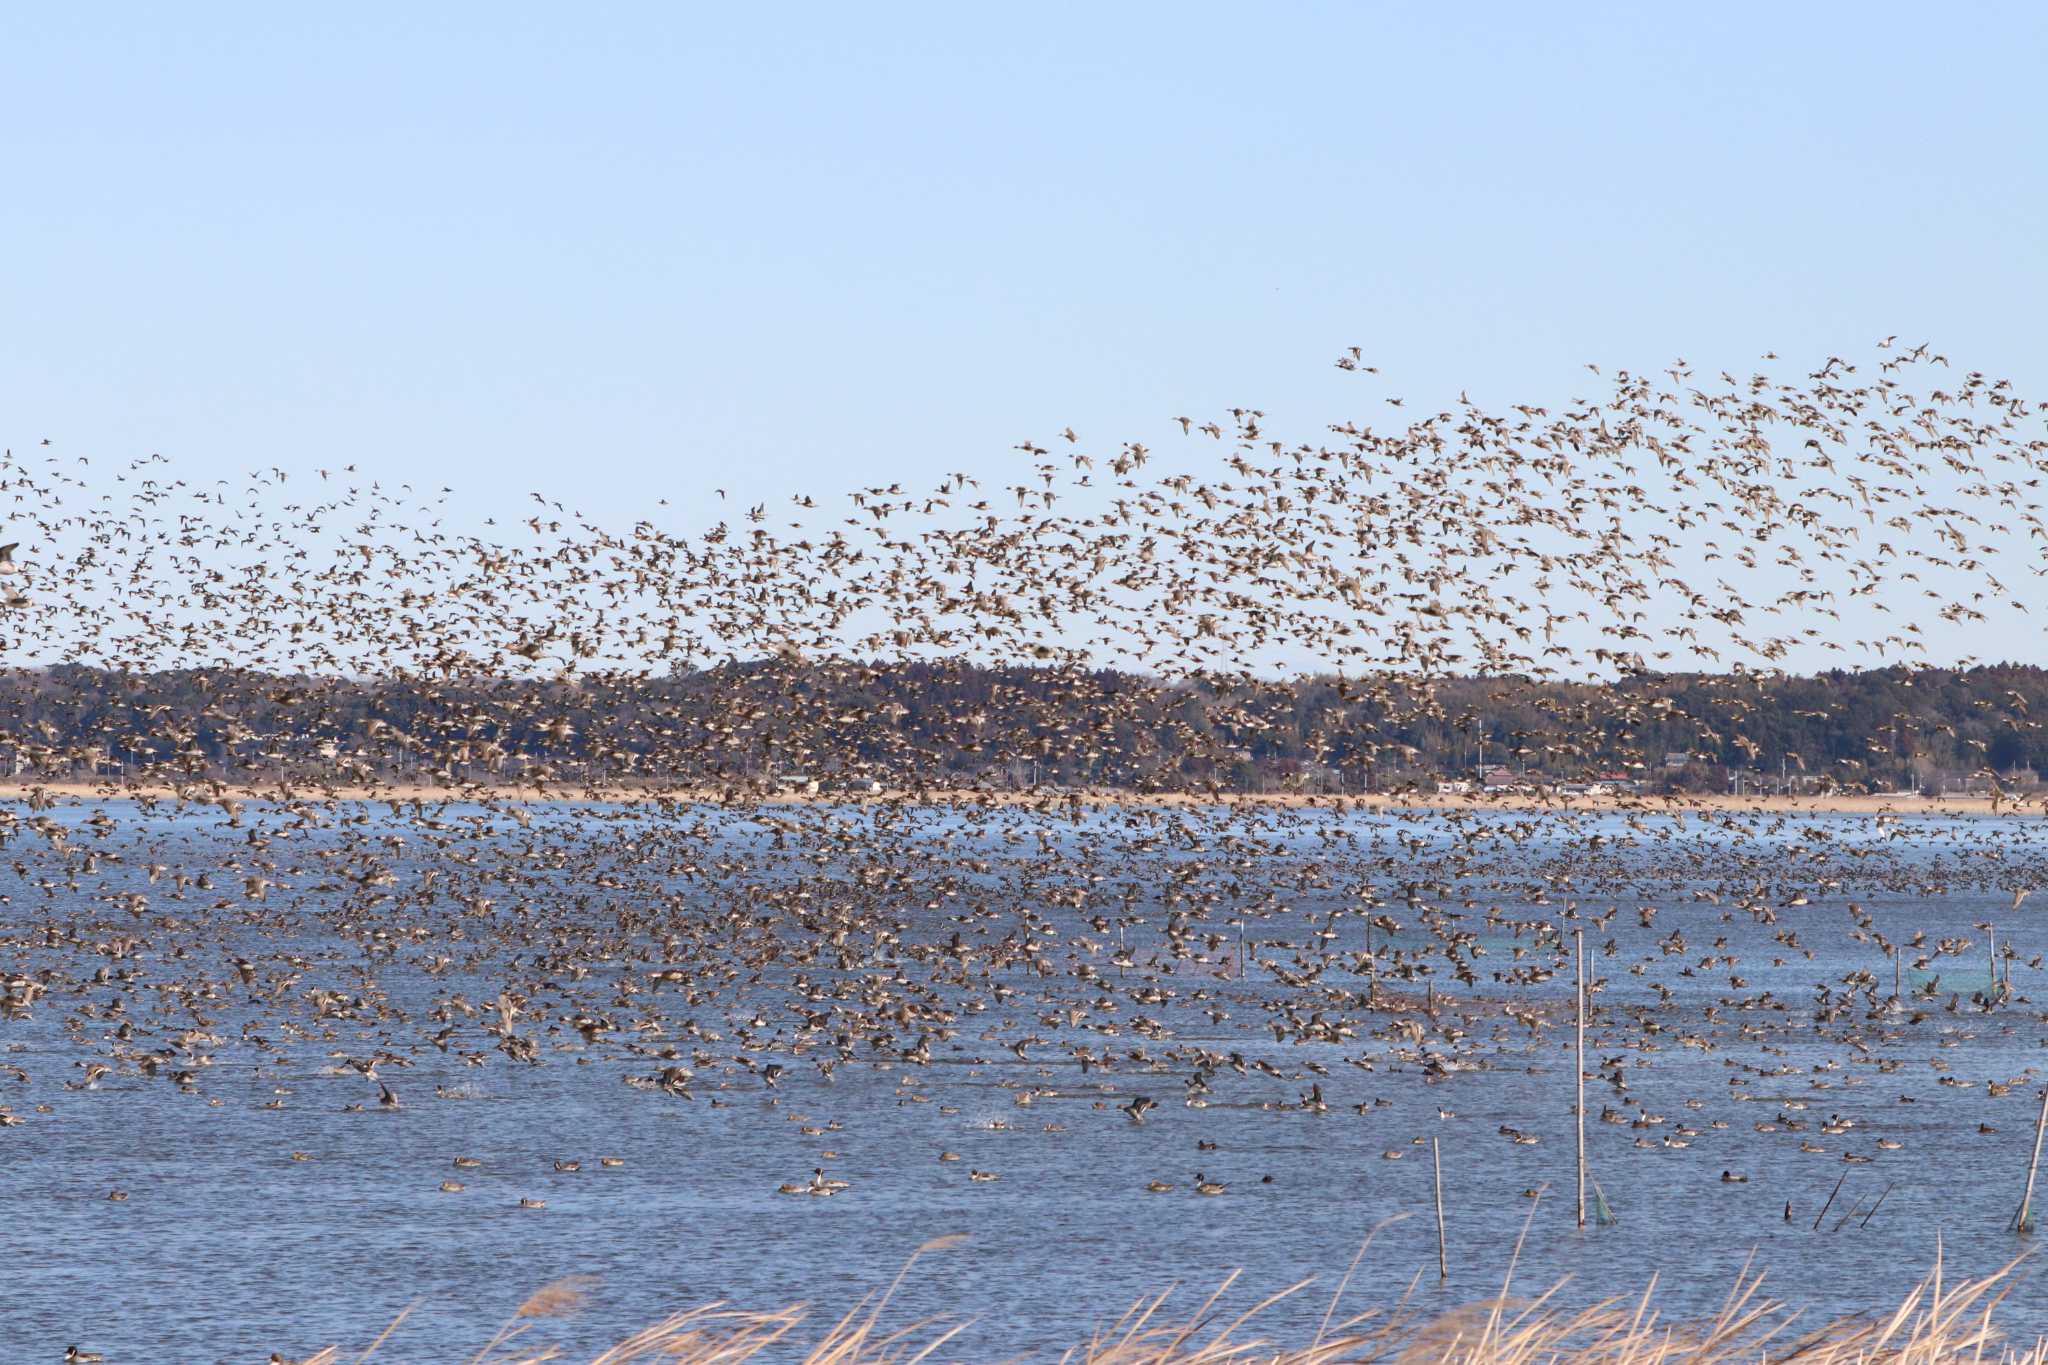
[{"x1": 3, "y1": 343, "x2": 2048, "y2": 1359}]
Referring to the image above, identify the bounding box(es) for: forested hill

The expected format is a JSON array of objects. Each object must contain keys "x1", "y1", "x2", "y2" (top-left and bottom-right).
[{"x1": 1, "y1": 660, "x2": 2044, "y2": 796}]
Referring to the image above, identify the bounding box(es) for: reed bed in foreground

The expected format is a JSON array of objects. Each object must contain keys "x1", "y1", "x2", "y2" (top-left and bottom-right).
[{"x1": 281, "y1": 1233, "x2": 2045, "y2": 1365}]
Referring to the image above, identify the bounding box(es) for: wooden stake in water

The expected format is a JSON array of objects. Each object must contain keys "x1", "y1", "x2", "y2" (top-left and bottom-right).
[
  {"x1": 2015, "y1": 1087, "x2": 2048, "y2": 1234},
  {"x1": 1575, "y1": 928, "x2": 1587, "y2": 1228},
  {"x1": 1432, "y1": 1136, "x2": 1448, "y2": 1278}
]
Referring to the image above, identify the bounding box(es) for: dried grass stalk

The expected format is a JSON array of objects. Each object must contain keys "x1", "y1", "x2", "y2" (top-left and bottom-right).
[{"x1": 268, "y1": 1245, "x2": 2043, "y2": 1365}]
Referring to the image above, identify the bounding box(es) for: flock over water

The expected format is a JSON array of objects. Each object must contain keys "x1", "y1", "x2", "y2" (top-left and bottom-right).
[{"x1": 5, "y1": 344, "x2": 2048, "y2": 1359}]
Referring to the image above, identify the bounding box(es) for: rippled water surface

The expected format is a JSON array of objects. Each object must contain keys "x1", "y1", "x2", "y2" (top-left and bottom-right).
[{"x1": 6, "y1": 804, "x2": 2048, "y2": 1361}]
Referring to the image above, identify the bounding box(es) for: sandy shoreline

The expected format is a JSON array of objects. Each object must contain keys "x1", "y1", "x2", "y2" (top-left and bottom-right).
[{"x1": 0, "y1": 777, "x2": 2033, "y2": 817}]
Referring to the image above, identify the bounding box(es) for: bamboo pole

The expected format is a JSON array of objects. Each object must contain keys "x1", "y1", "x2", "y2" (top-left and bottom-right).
[
  {"x1": 1432, "y1": 1136, "x2": 1448, "y2": 1279},
  {"x1": 1575, "y1": 928, "x2": 1587, "y2": 1228},
  {"x1": 2014, "y1": 1087, "x2": 2048, "y2": 1233}
]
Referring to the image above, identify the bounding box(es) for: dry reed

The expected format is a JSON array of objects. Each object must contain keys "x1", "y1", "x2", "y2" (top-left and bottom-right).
[{"x1": 273, "y1": 1235, "x2": 2044, "y2": 1365}]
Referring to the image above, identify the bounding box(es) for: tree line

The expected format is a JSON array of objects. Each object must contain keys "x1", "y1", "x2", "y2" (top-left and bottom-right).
[{"x1": 0, "y1": 658, "x2": 2042, "y2": 796}]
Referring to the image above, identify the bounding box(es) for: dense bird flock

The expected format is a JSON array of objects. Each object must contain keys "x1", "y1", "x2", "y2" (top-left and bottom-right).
[
  {"x1": 7, "y1": 344, "x2": 2048, "y2": 1313},
  {"x1": 0, "y1": 344, "x2": 2042, "y2": 789}
]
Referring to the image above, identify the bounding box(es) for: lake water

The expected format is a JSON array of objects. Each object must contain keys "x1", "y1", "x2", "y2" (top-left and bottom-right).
[{"x1": 4, "y1": 802, "x2": 2048, "y2": 1361}]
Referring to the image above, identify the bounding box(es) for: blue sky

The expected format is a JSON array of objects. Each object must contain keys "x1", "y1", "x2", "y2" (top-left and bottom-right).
[{"x1": 2, "y1": 4, "x2": 2042, "y2": 545}]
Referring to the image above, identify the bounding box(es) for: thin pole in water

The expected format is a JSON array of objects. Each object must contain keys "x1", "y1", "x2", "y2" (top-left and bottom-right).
[
  {"x1": 1432, "y1": 1136, "x2": 1448, "y2": 1279},
  {"x1": 1575, "y1": 928, "x2": 1587, "y2": 1228},
  {"x1": 1365, "y1": 915, "x2": 1375, "y2": 1007},
  {"x1": 1861, "y1": 1183, "x2": 1893, "y2": 1229},
  {"x1": 1813, "y1": 1169, "x2": 1849, "y2": 1232},
  {"x1": 2015, "y1": 1088, "x2": 2048, "y2": 1233}
]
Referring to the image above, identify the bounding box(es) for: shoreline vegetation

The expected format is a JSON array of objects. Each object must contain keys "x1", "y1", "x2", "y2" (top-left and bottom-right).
[
  {"x1": 3, "y1": 777, "x2": 2039, "y2": 816},
  {"x1": 279, "y1": 1242, "x2": 2045, "y2": 1365}
]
